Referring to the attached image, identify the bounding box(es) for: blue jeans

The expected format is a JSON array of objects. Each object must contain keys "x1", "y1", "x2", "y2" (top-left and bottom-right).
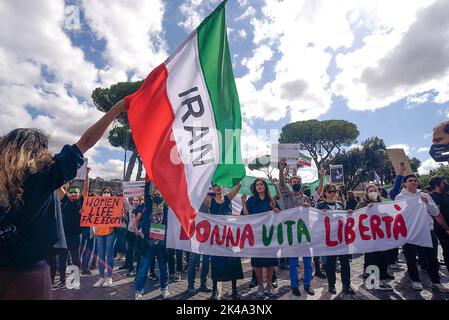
[
  {"x1": 97, "y1": 233, "x2": 116, "y2": 278},
  {"x1": 289, "y1": 257, "x2": 312, "y2": 289},
  {"x1": 187, "y1": 253, "x2": 210, "y2": 289},
  {"x1": 135, "y1": 244, "x2": 168, "y2": 292},
  {"x1": 81, "y1": 228, "x2": 94, "y2": 273}
]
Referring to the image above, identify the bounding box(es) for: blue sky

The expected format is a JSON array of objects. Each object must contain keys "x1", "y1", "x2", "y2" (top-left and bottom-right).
[{"x1": 1, "y1": 0, "x2": 448, "y2": 181}]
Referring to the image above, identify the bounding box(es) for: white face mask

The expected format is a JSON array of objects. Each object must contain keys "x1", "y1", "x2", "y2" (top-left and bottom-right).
[{"x1": 368, "y1": 191, "x2": 379, "y2": 201}]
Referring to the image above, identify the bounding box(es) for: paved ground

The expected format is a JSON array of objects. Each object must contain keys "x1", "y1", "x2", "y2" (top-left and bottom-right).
[{"x1": 51, "y1": 249, "x2": 449, "y2": 301}]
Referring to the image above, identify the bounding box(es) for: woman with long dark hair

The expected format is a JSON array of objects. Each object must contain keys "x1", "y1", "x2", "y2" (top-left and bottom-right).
[
  {"x1": 0, "y1": 100, "x2": 127, "y2": 299},
  {"x1": 242, "y1": 178, "x2": 280, "y2": 298}
]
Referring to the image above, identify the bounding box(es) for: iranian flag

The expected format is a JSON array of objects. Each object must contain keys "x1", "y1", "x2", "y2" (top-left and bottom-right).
[{"x1": 126, "y1": 1, "x2": 245, "y2": 235}]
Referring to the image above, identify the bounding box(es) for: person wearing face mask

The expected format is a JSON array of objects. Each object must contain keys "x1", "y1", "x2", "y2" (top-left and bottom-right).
[
  {"x1": 92, "y1": 187, "x2": 117, "y2": 288},
  {"x1": 202, "y1": 183, "x2": 243, "y2": 300},
  {"x1": 317, "y1": 184, "x2": 355, "y2": 296},
  {"x1": 430, "y1": 176, "x2": 449, "y2": 274},
  {"x1": 430, "y1": 121, "x2": 449, "y2": 163},
  {"x1": 278, "y1": 160, "x2": 315, "y2": 297},
  {"x1": 396, "y1": 175, "x2": 449, "y2": 292},
  {"x1": 134, "y1": 185, "x2": 170, "y2": 300},
  {"x1": 356, "y1": 185, "x2": 393, "y2": 291}
]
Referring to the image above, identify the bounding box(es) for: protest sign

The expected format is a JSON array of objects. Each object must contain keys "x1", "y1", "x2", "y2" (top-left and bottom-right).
[
  {"x1": 386, "y1": 149, "x2": 413, "y2": 175},
  {"x1": 74, "y1": 158, "x2": 88, "y2": 180},
  {"x1": 167, "y1": 198, "x2": 432, "y2": 258},
  {"x1": 271, "y1": 144, "x2": 301, "y2": 165},
  {"x1": 80, "y1": 196, "x2": 124, "y2": 227},
  {"x1": 330, "y1": 164, "x2": 344, "y2": 185},
  {"x1": 122, "y1": 181, "x2": 145, "y2": 198}
]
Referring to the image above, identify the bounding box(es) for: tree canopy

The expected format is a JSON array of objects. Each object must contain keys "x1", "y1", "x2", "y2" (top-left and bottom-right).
[{"x1": 279, "y1": 119, "x2": 359, "y2": 175}]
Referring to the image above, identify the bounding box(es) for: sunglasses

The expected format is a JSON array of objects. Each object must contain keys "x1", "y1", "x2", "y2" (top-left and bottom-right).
[
  {"x1": 406, "y1": 179, "x2": 417, "y2": 183},
  {"x1": 326, "y1": 190, "x2": 337, "y2": 194}
]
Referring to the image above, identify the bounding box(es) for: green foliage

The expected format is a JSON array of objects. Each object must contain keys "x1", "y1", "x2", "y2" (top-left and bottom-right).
[
  {"x1": 279, "y1": 119, "x2": 359, "y2": 174},
  {"x1": 418, "y1": 165, "x2": 449, "y2": 189},
  {"x1": 332, "y1": 136, "x2": 423, "y2": 191},
  {"x1": 248, "y1": 155, "x2": 273, "y2": 178}
]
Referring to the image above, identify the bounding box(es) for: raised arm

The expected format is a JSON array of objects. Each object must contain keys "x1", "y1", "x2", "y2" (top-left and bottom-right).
[
  {"x1": 75, "y1": 99, "x2": 127, "y2": 154},
  {"x1": 279, "y1": 160, "x2": 287, "y2": 187},
  {"x1": 58, "y1": 185, "x2": 66, "y2": 200},
  {"x1": 316, "y1": 167, "x2": 326, "y2": 197},
  {"x1": 241, "y1": 194, "x2": 249, "y2": 215},
  {"x1": 227, "y1": 183, "x2": 242, "y2": 201},
  {"x1": 269, "y1": 176, "x2": 281, "y2": 200},
  {"x1": 390, "y1": 164, "x2": 406, "y2": 200},
  {"x1": 202, "y1": 195, "x2": 212, "y2": 209},
  {"x1": 82, "y1": 167, "x2": 90, "y2": 199}
]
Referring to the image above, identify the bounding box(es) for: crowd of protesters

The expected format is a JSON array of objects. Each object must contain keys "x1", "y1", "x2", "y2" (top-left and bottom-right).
[{"x1": 1, "y1": 105, "x2": 449, "y2": 300}]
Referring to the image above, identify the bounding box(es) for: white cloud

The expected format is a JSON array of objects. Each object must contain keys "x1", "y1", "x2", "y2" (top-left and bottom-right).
[
  {"x1": 418, "y1": 158, "x2": 444, "y2": 175},
  {"x1": 388, "y1": 144, "x2": 410, "y2": 155},
  {"x1": 178, "y1": 0, "x2": 221, "y2": 32},
  {"x1": 407, "y1": 93, "x2": 431, "y2": 105},
  {"x1": 417, "y1": 147, "x2": 430, "y2": 153},
  {"x1": 0, "y1": 1, "x2": 106, "y2": 153},
  {"x1": 82, "y1": 0, "x2": 167, "y2": 85},
  {"x1": 332, "y1": 0, "x2": 449, "y2": 111}
]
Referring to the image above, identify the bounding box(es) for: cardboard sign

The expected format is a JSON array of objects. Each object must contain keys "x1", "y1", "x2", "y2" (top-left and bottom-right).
[
  {"x1": 122, "y1": 181, "x2": 145, "y2": 198},
  {"x1": 74, "y1": 158, "x2": 88, "y2": 180},
  {"x1": 330, "y1": 164, "x2": 344, "y2": 185},
  {"x1": 271, "y1": 144, "x2": 301, "y2": 165},
  {"x1": 386, "y1": 149, "x2": 413, "y2": 175},
  {"x1": 80, "y1": 196, "x2": 124, "y2": 227}
]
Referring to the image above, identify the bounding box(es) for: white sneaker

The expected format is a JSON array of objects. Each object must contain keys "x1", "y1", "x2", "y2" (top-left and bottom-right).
[
  {"x1": 256, "y1": 286, "x2": 265, "y2": 298},
  {"x1": 102, "y1": 277, "x2": 113, "y2": 287},
  {"x1": 431, "y1": 283, "x2": 449, "y2": 293},
  {"x1": 93, "y1": 278, "x2": 105, "y2": 288},
  {"x1": 161, "y1": 288, "x2": 170, "y2": 299},
  {"x1": 135, "y1": 292, "x2": 144, "y2": 300},
  {"x1": 412, "y1": 282, "x2": 423, "y2": 291}
]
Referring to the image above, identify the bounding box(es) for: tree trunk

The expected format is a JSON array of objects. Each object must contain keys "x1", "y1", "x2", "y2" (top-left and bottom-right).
[
  {"x1": 125, "y1": 151, "x2": 138, "y2": 181},
  {"x1": 136, "y1": 156, "x2": 144, "y2": 181}
]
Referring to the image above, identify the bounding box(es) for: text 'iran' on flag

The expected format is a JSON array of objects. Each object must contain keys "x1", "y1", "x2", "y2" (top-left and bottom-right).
[{"x1": 125, "y1": 0, "x2": 245, "y2": 236}]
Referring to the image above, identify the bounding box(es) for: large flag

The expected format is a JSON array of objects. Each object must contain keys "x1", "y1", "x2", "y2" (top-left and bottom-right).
[{"x1": 126, "y1": 1, "x2": 245, "y2": 235}]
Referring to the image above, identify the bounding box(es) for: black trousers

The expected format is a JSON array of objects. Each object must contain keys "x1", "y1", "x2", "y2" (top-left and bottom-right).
[
  {"x1": 403, "y1": 231, "x2": 440, "y2": 283},
  {"x1": 47, "y1": 248, "x2": 68, "y2": 284},
  {"x1": 435, "y1": 227, "x2": 449, "y2": 273},
  {"x1": 325, "y1": 254, "x2": 351, "y2": 288},
  {"x1": 125, "y1": 231, "x2": 141, "y2": 272},
  {"x1": 385, "y1": 248, "x2": 399, "y2": 265},
  {"x1": 167, "y1": 249, "x2": 184, "y2": 274},
  {"x1": 364, "y1": 251, "x2": 388, "y2": 280}
]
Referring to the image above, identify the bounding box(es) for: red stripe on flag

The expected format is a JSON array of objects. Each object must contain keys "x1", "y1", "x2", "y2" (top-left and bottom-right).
[{"x1": 127, "y1": 64, "x2": 196, "y2": 236}]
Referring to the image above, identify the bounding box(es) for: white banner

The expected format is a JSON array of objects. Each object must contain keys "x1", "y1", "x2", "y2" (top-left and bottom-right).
[
  {"x1": 122, "y1": 181, "x2": 145, "y2": 198},
  {"x1": 167, "y1": 198, "x2": 432, "y2": 257}
]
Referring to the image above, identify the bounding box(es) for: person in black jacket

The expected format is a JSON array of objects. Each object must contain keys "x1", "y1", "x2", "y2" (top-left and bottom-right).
[{"x1": 0, "y1": 99, "x2": 128, "y2": 300}]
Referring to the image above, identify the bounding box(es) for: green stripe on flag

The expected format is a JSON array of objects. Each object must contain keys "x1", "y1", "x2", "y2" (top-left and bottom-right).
[{"x1": 197, "y1": 1, "x2": 245, "y2": 188}]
